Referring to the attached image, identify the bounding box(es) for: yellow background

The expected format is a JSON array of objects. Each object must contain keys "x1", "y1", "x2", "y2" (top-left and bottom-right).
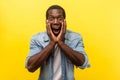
[{"x1": 0, "y1": 0, "x2": 120, "y2": 80}]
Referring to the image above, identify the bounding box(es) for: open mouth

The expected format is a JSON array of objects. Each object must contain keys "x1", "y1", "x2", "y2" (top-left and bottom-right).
[{"x1": 51, "y1": 26, "x2": 61, "y2": 36}]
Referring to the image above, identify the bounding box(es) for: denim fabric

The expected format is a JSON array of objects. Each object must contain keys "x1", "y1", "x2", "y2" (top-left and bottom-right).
[{"x1": 26, "y1": 30, "x2": 90, "y2": 80}]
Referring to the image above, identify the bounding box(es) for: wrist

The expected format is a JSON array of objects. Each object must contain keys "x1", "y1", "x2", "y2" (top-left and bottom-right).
[
  {"x1": 58, "y1": 40, "x2": 64, "y2": 46},
  {"x1": 49, "y1": 41, "x2": 56, "y2": 46}
]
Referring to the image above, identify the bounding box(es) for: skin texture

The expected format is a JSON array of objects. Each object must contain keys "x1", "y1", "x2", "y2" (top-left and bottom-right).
[{"x1": 27, "y1": 9, "x2": 85, "y2": 72}]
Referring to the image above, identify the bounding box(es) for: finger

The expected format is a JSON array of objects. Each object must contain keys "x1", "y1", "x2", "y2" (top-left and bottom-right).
[
  {"x1": 60, "y1": 21, "x2": 64, "y2": 34},
  {"x1": 46, "y1": 20, "x2": 48, "y2": 29},
  {"x1": 46, "y1": 20, "x2": 51, "y2": 34},
  {"x1": 47, "y1": 21, "x2": 53, "y2": 36},
  {"x1": 63, "y1": 19, "x2": 66, "y2": 33},
  {"x1": 46, "y1": 20, "x2": 48, "y2": 24},
  {"x1": 49, "y1": 24, "x2": 53, "y2": 34},
  {"x1": 58, "y1": 21, "x2": 65, "y2": 41}
]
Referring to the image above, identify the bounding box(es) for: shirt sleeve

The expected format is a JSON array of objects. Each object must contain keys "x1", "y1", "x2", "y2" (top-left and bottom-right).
[
  {"x1": 25, "y1": 37, "x2": 43, "y2": 68},
  {"x1": 72, "y1": 34, "x2": 90, "y2": 69}
]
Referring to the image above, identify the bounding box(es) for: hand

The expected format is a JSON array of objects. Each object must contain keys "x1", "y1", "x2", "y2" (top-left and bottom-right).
[
  {"x1": 46, "y1": 20, "x2": 57, "y2": 43},
  {"x1": 57, "y1": 19, "x2": 66, "y2": 42}
]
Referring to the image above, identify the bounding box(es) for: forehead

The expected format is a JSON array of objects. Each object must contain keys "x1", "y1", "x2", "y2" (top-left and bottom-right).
[{"x1": 48, "y1": 9, "x2": 63, "y2": 16}]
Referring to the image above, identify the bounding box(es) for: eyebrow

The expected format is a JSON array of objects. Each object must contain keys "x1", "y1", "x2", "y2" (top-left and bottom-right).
[{"x1": 48, "y1": 15, "x2": 63, "y2": 17}]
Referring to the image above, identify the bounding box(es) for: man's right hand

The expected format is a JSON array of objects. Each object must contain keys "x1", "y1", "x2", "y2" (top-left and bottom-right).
[{"x1": 46, "y1": 20, "x2": 58, "y2": 43}]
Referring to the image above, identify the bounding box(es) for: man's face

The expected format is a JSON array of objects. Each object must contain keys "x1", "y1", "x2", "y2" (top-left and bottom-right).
[{"x1": 47, "y1": 9, "x2": 64, "y2": 36}]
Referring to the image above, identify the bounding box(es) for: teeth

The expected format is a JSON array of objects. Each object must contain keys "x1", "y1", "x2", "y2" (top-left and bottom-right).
[
  {"x1": 53, "y1": 29, "x2": 58, "y2": 30},
  {"x1": 53, "y1": 25, "x2": 59, "y2": 27},
  {"x1": 52, "y1": 27, "x2": 61, "y2": 30},
  {"x1": 52, "y1": 25, "x2": 61, "y2": 29}
]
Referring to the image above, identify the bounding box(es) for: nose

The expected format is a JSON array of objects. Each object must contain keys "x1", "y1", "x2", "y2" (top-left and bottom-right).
[{"x1": 54, "y1": 18, "x2": 58, "y2": 24}]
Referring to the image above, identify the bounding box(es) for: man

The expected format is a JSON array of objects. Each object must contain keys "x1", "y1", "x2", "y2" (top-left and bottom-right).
[{"x1": 26, "y1": 5, "x2": 90, "y2": 80}]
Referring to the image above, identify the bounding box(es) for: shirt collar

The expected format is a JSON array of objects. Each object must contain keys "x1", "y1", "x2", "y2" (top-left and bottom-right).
[{"x1": 43, "y1": 32, "x2": 50, "y2": 42}]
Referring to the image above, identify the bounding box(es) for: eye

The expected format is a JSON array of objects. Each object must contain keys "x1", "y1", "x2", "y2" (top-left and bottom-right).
[
  {"x1": 48, "y1": 17, "x2": 54, "y2": 21},
  {"x1": 58, "y1": 17, "x2": 64, "y2": 21}
]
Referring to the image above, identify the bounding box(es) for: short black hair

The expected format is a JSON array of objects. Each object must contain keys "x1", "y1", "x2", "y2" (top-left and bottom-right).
[{"x1": 46, "y1": 5, "x2": 66, "y2": 19}]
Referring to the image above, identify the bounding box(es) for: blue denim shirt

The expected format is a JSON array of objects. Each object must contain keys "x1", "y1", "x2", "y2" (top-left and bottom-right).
[{"x1": 26, "y1": 30, "x2": 90, "y2": 80}]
